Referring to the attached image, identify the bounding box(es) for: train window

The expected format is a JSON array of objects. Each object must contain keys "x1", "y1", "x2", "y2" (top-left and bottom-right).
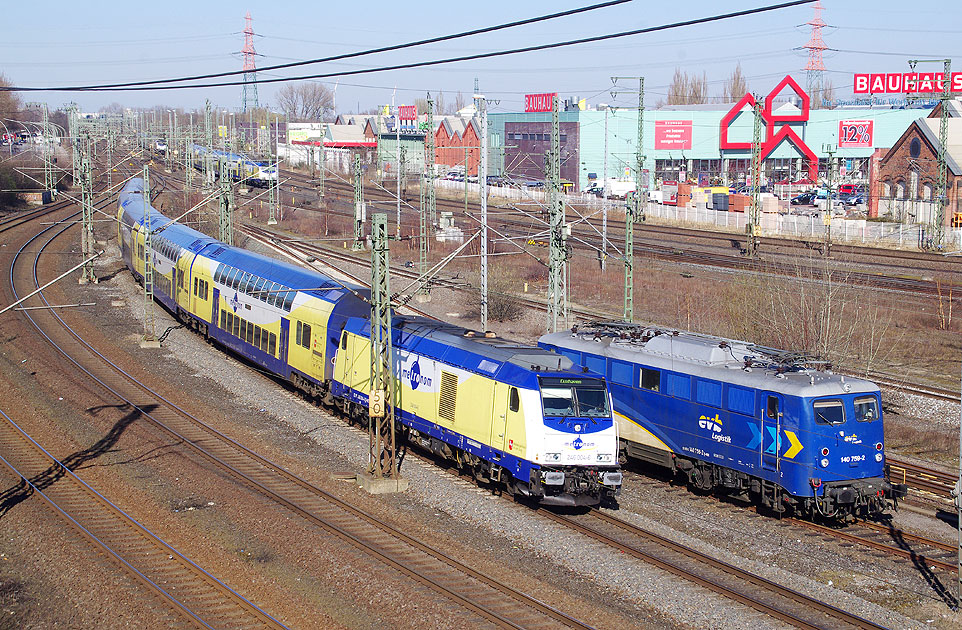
[
  {"x1": 193, "y1": 277, "x2": 198, "y2": 295},
  {"x1": 253, "y1": 277, "x2": 266, "y2": 298},
  {"x1": 253, "y1": 326, "x2": 262, "y2": 349},
  {"x1": 854, "y1": 397, "x2": 879, "y2": 423},
  {"x1": 220, "y1": 309, "x2": 226, "y2": 329},
  {"x1": 610, "y1": 360, "x2": 632, "y2": 386},
  {"x1": 295, "y1": 321, "x2": 303, "y2": 346},
  {"x1": 242, "y1": 274, "x2": 254, "y2": 293},
  {"x1": 300, "y1": 323, "x2": 312, "y2": 349},
  {"x1": 814, "y1": 399, "x2": 845, "y2": 425},
  {"x1": 247, "y1": 321, "x2": 255, "y2": 344},
  {"x1": 268, "y1": 333, "x2": 277, "y2": 357},
  {"x1": 509, "y1": 387, "x2": 520, "y2": 412},
  {"x1": 541, "y1": 387, "x2": 575, "y2": 417},
  {"x1": 766, "y1": 396, "x2": 780, "y2": 420},
  {"x1": 640, "y1": 368, "x2": 660, "y2": 392},
  {"x1": 200, "y1": 280, "x2": 208, "y2": 300},
  {"x1": 226, "y1": 268, "x2": 238, "y2": 289},
  {"x1": 232, "y1": 315, "x2": 240, "y2": 338},
  {"x1": 574, "y1": 386, "x2": 609, "y2": 417},
  {"x1": 283, "y1": 292, "x2": 295, "y2": 311},
  {"x1": 341, "y1": 331, "x2": 348, "y2": 350}
]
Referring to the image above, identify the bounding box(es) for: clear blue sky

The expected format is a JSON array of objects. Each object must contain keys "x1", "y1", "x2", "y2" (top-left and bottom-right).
[{"x1": 1, "y1": 0, "x2": 958, "y2": 114}]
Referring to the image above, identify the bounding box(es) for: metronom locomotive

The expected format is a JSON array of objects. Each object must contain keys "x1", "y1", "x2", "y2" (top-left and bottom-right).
[
  {"x1": 117, "y1": 178, "x2": 621, "y2": 506},
  {"x1": 540, "y1": 321, "x2": 906, "y2": 520}
]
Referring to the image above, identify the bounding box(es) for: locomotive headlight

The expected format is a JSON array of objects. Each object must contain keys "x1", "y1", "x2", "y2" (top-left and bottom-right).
[
  {"x1": 820, "y1": 458, "x2": 830, "y2": 468},
  {"x1": 545, "y1": 452, "x2": 561, "y2": 462},
  {"x1": 875, "y1": 453, "x2": 883, "y2": 462}
]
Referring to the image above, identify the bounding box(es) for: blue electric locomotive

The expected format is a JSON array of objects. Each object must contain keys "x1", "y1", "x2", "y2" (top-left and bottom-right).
[{"x1": 540, "y1": 321, "x2": 906, "y2": 519}]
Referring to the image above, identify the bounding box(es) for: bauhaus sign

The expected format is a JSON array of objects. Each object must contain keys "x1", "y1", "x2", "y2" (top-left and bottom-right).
[
  {"x1": 524, "y1": 93, "x2": 557, "y2": 113},
  {"x1": 853, "y1": 73, "x2": 962, "y2": 94}
]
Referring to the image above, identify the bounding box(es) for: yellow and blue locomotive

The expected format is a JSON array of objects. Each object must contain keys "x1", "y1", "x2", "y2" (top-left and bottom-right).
[{"x1": 117, "y1": 179, "x2": 621, "y2": 506}]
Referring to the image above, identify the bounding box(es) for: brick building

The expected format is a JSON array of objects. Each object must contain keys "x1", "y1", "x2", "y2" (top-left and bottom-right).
[
  {"x1": 875, "y1": 100, "x2": 962, "y2": 225},
  {"x1": 435, "y1": 118, "x2": 480, "y2": 176}
]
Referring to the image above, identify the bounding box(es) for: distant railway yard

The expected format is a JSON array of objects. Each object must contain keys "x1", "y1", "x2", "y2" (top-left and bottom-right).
[{"x1": 0, "y1": 142, "x2": 958, "y2": 630}]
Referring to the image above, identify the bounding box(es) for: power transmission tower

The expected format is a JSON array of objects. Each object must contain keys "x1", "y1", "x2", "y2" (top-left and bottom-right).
[
  {"x1": 546, "y1": 94, "x2": 568, "y2": 333},
  {"x1": 79, "y1": 132, "x2": 97, "y2": 285},
  {"x1": 477, "y1": 92, "x2": 489, "y2": 331},
  {"x1": 611, "y1": 77, "x2": 647, "y2": 322},
  {"x1": 317, "y1": 127, "x2": 326, "y2": 200},
  {"x1": 909, "y1": 58, "x2": 954, "y2": 249},
  {"x1": 368, "y1": 212, "x2": 399, "y2": 481},
  {"x1": 268, "y1": 115, "x2": 278, "y2": 225},
  {"x1": 204, "y1": 100, "x2": 214, "y2": 188},
  {"x1": 219, "y1": 156, "x2": 234, "y2": 245},
  {"x1": 747, "y1": 96, "x2": 763, "y2": 257},
  {"x1": 803, "y1": 0, "x2": 828, "y2": 108},
  {"x1": 140, "y1": 166, "x2": 159, "y2": 348},
  {"x1": 822, "y1": 143, "x2": 835, "y2": 258},
  {"x1": 424, "y1": 93, "x2": 437, "y2": 228},
  {"x1": 352, "y1": 154, "x2": 365, "y2": 251}
]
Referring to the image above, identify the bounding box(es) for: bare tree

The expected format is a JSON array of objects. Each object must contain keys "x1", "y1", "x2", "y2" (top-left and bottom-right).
[
  {"x1": 821, "y1": 79, "x2": 835, "y2": 108},
  {"x1": 435, "y1": 92, "x2": 447, "y2": 115},
  {"x1": 453, "y1": 91, "x2": 466, "y2": 114},
  {"x1": 686, "y1": 72, "x2": 709, "y2": 104},
  {"x1": 0, "y1": 73, "x2": 22, "y2": 123},
  {"x1": 276, "y1": 82, "x2": 334, "y2": 122},
  {"x1": 722, "y1": 64, "x2": 748, "y2": 103},
  {"x1": 667, "y1": 69, "x2": 710, "y2": 105}
]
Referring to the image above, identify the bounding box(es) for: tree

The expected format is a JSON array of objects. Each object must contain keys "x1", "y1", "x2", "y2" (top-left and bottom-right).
[
  {"x1": 821, "y1": 79, "x2": 835, "y2": 108},
  {"x1": 453, "y1": 91, "x2": 466, "y2": 114},
  {"x1": 275, "y1": 82, "x2": 334, "y2": 122},
  {"x1": 0, "y1": 73, "x2": 22, "y2": 123},
  {"x1": 667, "y1": 68, "x2": 710, "y2": 106},
  {"x1": 722, "y1": 64, "x2": 748, "y2": 103}
]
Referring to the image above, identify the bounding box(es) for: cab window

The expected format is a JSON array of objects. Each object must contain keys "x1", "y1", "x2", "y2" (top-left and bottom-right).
[
  {"x1": 341, "y1": 331, "x2": 348, "y2": 350},
  {"x1": 575, "y1": 386, "x2": 610, "y2": 417},
  {"x1": 766, "y1": 396, "x2": 779, "y2": 420},
  {"x1": 854, "y1": 396, "x2": 879, "y2": 423},
  {"x1": 814, "y1": 399, "x2": 845, "y2": 425},
  {"x1": 541, "y1": 387, "x2": 575, "y2": 417},
  {"x1": 509, "y1": 387, "x2": 520, "y2": 412}
]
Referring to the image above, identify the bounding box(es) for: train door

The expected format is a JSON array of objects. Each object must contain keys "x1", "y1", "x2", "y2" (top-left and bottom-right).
[
  {"x1": 491, "y1": 383, "x2": 509, "y2": 457},
  {"x1": 279, "y1": 319, "x2": 290, "y2": 365},
  {"x1": 761, "y1": 392, "x2": 784, "y2": 471},
  {"x1": 176, "y1": 255, "x2": 191, "y2": 310}
]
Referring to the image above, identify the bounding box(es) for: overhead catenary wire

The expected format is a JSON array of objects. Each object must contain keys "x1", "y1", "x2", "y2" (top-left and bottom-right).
[
  {"x1": 1, "y1": 0, "x2": 816, "y2": 93},
  {"x1": 1, "y1": 0, "x2": 633, "y2": 92}
]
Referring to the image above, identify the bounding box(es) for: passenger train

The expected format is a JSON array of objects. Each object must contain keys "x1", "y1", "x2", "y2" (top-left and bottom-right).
[
  {"x1": 117, "y1": 178, "x2": 622, "y2": 506},
  {"x1": 540, "y1": 321, "x2": 906, "y2": 520},
  {"x1": 190, "y1": 144, "x2": 277, "y2": 188}
]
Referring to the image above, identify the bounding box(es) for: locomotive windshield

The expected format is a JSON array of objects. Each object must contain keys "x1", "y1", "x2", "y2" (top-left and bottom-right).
[
  {"x1": 814, "y1": 399, "x2": 845, "y2": 425},
  {"x1": 539, "y1": 377, "x2": 610, "y2": 418}
]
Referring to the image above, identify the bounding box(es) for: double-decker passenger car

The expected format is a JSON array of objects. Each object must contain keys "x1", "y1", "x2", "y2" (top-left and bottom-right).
[{"x1": 540, "y1": 321, "x2": 905, "y2": 519}]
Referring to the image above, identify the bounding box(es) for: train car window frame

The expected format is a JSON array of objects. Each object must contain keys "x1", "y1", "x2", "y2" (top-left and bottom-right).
[
  {"x1": 220, "y1": 309, "x2": 227, "y2": 329},
  {"x1": 300, "y1": 322, "x2": 312, "y2": 349},
  {"x1": 854, "y1": 396, "x2": 879, "y2": 423},
  {"x1": 253, "y1": 277, "x2": 266, "y2": 297},
  {"x1": 268, "y1": 332, "x2": 277, "y2": 357},
  {"x1": 814, "y1": 399, "x2": 845, "y2": 425},
  {"x1": 283, "y1": 292, "x2": 295, "y2": 311},
  {"x1": 509, "y1": 387, "x2": 520, "y2": 412},
  {"x1": 640, "y1": 367, "x2": 660, "y2": 392},
  {"x1": 253, "y1": 326, "x2": 262, "y2": 349},
  {"x1": 767, "y1": 395, "x2": 780, "y2": 420}
]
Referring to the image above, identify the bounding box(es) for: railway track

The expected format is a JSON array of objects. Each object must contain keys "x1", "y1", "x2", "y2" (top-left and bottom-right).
[
  {"x1": 0, "y1": 406, "x2": 286, "y2": 630},
  {"x1": 537, "y1": 507, "x2": 885, "y2": 630},
  {"x1": 10, "y1": 199, "x2": 599, "y2": 629},
  {"x1": 887, "y1": 458, "x2": 956, "y2": 499}
]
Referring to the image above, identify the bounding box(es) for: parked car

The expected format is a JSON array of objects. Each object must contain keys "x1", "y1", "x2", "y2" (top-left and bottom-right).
[
  {"x1": 525, "y1": 181, "x2": 545, "y2": 188},
  {"x1": 790, "y1": 191, "x2": 816, "y2": 205}
]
